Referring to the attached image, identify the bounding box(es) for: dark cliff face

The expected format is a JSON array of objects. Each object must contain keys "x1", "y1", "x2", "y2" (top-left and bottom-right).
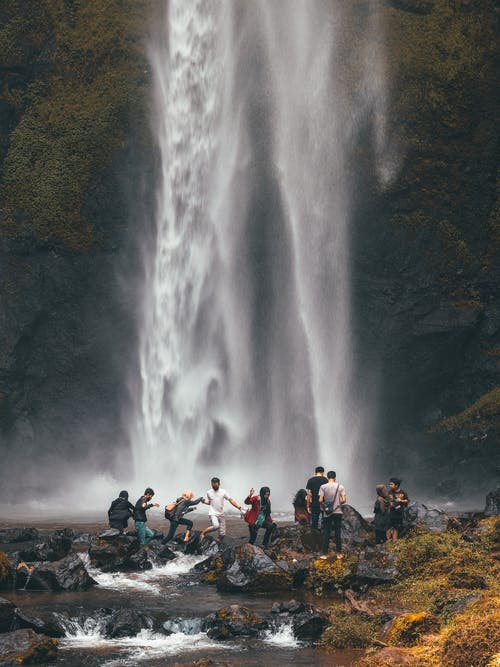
[
  {"x1": 0, "y1": 0, "x2": 498, "y2": 503},
  {"x1": 0, "y1": 1, "x2": 155, "y2": 497},
  {"x1": 351, "y1": 0, "x2": 499, "y2": 499}
]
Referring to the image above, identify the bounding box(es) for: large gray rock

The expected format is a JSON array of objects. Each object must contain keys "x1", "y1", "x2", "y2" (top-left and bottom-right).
[
  {"x1": 216, "y1": 544, "x2": 292, "y2": 593},
  {"x1": 0, "y1": 528, "x2": 38, "y2": 544},
  {"x1": 26, "y1": 554, "x2": 95, "y2": 591},
  {"x1": 105, "y1": 609, "x2": 153, "y2": 638},
  {"x1": 406, "y1": 502, "x2": 449, "y2": 533},
  {"x1": 88, "y1": 532, "x2": 141, "y2": 572},
  {"x1": 0, "y1": 628, "x2": 57, "y2": 664},
  {"x1": 14, "y1": 609, "x2": 67, "y2": 638},
  {"x1": 19, "y1": 528, "x2": 74, "y2": 562},
  {"x1": 484, "y1": 487, "x2": 500, "y2": 516}
]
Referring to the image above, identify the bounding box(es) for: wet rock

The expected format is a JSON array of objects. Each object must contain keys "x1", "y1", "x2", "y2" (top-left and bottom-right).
[
  {"x1": 356, "y1": 546, "x2": 398, "y2": 583},
  {"x1": 203, "y1": 604, "x2": 267, "y2": 639},
  {"x1": 20, "y1": 529, "x2": 74, "y2": 562},
  {"x1": 147, "y1": 542, "x2": 176, "y2": 564},
  {"x1": 216, "y1": 544, "x2": 293, "y2": 593},
  {"x1": 0, "y1": 528, "x2": 38, "y2": 544},
  {"x1": 356, "y1": 645, "x2": 421, "y2": 666},
  {"x1": 341, "y1": 505, "x2": 375, "y2": 545},
  {"x1": 270, "y1": 600, "x2": 329, "y2": 640},
  {"x1": 0, "y1": 596, "x2": 16, "y2": 632},
  {"x1": 184, "y1": 531, "x2": 201, "y2": 555},
  {"x1": 88, "y1": 533, "x2": 140, "y2": 572},
  {"x1": 406, "y1": 502, "x2": 449, "y2": 533},
  {"x1": 163, "y1": 617, "x2": 204, "y2": 636},
  {"x1": 485, "y1": 487, "x2": 500, "y2": 516},
  {"x1": 299, "y1": 528, "x2": 322, "y2": 553},
  {"x1": 14, "y1": 609, "x2": 67, "y2": 638},
  {"x1": 0, "y1": 628, "x2": 57, "y2": 664},
  {"x1": 127, "y1": 549, "x2": 152, "y2": 571},
  {"x1": 199, "y1": 536, "x2": 221, "y2": 557},
  {"x1": 105, "y1": 609, "x2": 153, "y2": 638},
  {"x1": 72, "y1": 533, "x2": 92, "y2": 546},
  {"x1": 26, "y1": 554, "x2": 95, "y2": 591}
]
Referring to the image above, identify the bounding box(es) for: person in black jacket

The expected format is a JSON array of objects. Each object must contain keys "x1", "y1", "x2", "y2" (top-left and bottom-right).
[
  {"x1": 162, "y1": 490, "x2": 202, "y2": 544},
  {"x1": 133, "y1": 487, "x2": 160, "y2": 546},
  {"x1": 108, "y1": 490, "x2": 134, "y2": 532}
]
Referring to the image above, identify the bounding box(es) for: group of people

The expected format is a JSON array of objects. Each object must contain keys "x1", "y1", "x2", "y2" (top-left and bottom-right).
[{"x1": 107, "y1": 468, "x2": 409, "y2": 558}]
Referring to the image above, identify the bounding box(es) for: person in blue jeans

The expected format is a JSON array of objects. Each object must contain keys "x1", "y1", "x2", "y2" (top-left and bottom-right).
[{"x1": 133, "y1": 487, "x2": 159, "y2": 546}]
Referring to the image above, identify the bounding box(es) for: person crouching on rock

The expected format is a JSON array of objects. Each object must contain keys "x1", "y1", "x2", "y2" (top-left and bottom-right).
[
  {"x1": 244, "y1": 486, "x2": 277, "y2": 547},
  {"x1": 162, "y1": 490, "x2": 203, "y2": 544},
  {"x1": 293, "y1": 489, "x2": 310, "y2": 526},
  {"x1": 133, "y1": 487, "x2": 159, "y2": 547},
  {"x1": 108, "y1": 490, "x2": 135, "y2": 532}
]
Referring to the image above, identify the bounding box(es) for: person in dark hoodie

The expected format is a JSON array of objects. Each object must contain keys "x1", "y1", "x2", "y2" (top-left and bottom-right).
[
  {"x1": 162, "y1": 490, "x2": 203, "y2": 544},
  {"x1": 373, "y1": 484, "x2": 391, "y2": 544},
  {"x1": 243, "y1": 486, "x2": 276, "y2": 547},
  {"x1": 108, "y1": 490, "x2": 134, "y2": 532}
]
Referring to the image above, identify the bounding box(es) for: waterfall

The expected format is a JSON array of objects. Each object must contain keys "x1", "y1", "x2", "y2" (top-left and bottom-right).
[{"x1": 131, "y1": 1, "x2": 390, "y2": 505}]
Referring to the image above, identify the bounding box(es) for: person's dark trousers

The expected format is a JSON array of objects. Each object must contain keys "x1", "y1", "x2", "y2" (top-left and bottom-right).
[
  {"x1": 249, "y1": 522, "x2": 276, "y2": 546},
  {"x1": 311, "y1": 507, "x2": 321, "y2": 530},
  {"x1": 375, "y1": 530, "x2": 387, "y2": 544},
  {"x1": 162, "y1": 517, "x2": 193, "y2": 544},
  {"x1": 321, "y1": 514, "x2": 343, "y2": 554}
]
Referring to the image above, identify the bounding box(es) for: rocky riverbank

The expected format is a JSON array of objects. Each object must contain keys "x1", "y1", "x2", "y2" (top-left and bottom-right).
[{"x1": 0, "y1": 495, "x2": 498, "y2": 666}]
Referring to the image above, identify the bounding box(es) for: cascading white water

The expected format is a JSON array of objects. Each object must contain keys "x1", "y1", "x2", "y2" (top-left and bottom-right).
[{"x1": 132, "y1": 1, "x2": 391, "y2": 506}]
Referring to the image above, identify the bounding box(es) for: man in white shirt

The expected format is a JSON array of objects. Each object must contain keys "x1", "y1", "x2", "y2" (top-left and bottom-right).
[{"x1": 200, "y1": 477, "x2": 243, "y2": 541}]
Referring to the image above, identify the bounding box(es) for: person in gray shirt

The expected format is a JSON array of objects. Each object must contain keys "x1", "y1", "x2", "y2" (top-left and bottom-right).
[{"x1": 318, "y1": 471, "x2": 346, "y2": 559}]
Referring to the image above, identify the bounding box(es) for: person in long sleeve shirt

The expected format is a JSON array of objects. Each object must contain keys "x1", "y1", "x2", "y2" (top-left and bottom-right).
[
  {"x1": 133, "y1": 487, "x2": 159, "y2": 546},
  {"x1": 162, "y1": 490, "x2": 202, "y2": 544}
]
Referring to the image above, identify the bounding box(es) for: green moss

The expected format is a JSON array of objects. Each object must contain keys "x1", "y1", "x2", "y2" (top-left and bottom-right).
[
  {"x1": 0, "y1": 551, "x2": 10, "y2": 583},
  {"x1": 386, "y1": 612, "x2": 440, "y2": 647},
  {"x1": 320, "y1": 609, "x2": 380, "y2": 649},
  {"x1": 0, "y1": 0, "x2": 151, "y2": 249},
  {"x1": 429, "y1": 387, "x2": 500, "y2": 434},
  {"x1": 305, "y1": 555, "x2": 358, "y2": 596}
]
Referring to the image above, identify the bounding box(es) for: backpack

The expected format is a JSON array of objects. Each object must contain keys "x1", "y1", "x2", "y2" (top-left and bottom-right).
[
  {"x1": 322, "y1": 484, "x2": 341, "y2": 517},
  {"x1": 164, "y1": 499, "x2": 180, "y2": 520}
]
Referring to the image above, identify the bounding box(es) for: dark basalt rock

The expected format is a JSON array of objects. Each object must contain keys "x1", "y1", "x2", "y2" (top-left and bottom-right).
[
  {"x1": 203, "y1": 604, "x2": 267, "y2": 640},
  {"x1": 0, "y1": 628, "x2": 58, "y2": 664},
  {"x1": 19, "y1": 528, "x2": 74, "y2": 562},
  {"x1": 0, "y1": 596, "x2": 16, "y2": 633},
  {"x1": 270, "y1": 600, "x2": 329, "y2": 640},
  {"x1": 0, "y1": 528, "x2": 38, "y2": 544},
  {"x1": 105, "y1": 609, "x2": 153, "y2": 638},
  {"x1": 88, "y1": 532, "x2": 141, "y2": 572},
  {"x1": 216, "y1": 544, "x2": 292, "y2": 593},
  {"x1": 126, "y1": 549, "x2": 152, "y2": 571},
  {"x1": 405, "y1": 502, "x2": 449, "y2": 533},
  {"x1": 25, "y1": 554, "x2": 95, "y2": 591},
  {"x1": 146, "y1": 542, "x2": 176, "y2": 564},
  {"x1": 14, "y1": 609, "x2": 67, "y2": 638},
  {"x1": 484, "y1": 487, "x2": 500, "y2": 516},
  {"x1": 356, "y1": 545, "x2": 398, "y2": 583},
  {"x1": 341, "y1": 505, "x2": 375, "y2": 545}
]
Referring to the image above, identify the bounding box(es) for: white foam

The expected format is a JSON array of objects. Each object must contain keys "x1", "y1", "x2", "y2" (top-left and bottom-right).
[{"x1": 263, "y1": 622, "x2": 299, "y2": 647}]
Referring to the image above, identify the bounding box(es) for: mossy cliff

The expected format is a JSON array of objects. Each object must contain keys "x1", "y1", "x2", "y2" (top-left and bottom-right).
[
  {"x1": 0, "y1": 0, "x2": 154, "y2": 492},
  {"x1": 352, "y1": 0, "x2": 499, "y2": 495}
]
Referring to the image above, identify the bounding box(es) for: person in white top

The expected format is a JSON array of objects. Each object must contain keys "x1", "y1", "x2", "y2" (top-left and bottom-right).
[{"x1": 200, "y1": 477, "x2": 242, "y2": 541}]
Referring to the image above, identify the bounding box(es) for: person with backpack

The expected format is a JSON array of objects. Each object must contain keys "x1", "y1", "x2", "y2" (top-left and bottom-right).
[
  {"x1": 162, "y1": 490, "x2": 203, "y2": 544},
  {"x1": 133, "y1": 487, "x2": 160, "y2": 546},
  {"x1": 243, "y1": 487, "x2": 277, "y2": 546},
  {"x1": 373, "y1": 484, "x2": 391, "y2": 544},
  {"x1": 107, "y1": 490, "x2": 134, "y2": 531},
  {"x1": 318, "y1": 471, "x2": 346, "y2": 559}
]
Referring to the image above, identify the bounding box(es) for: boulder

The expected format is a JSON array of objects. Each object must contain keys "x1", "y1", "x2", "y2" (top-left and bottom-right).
[
  {"x1": 356, "y1": 645, "x2": 421, "y2": 666},
  {"x1": 146, "y1": 542, "x2": 176, "y2": 567},
  {"x1": 216, "y1": 544, "x2": 292, "y2": 593},
  {"x1": 299, "y1": 528, "x2": 322, "y2": 553},
  {"x1": 356, "y1": 546, "x2": 398, "y2": 583},
  {"x1": 0, "y1": 528, "x2": 38, "y2": 544},
  {"x1": 26, "y1": 554, "x2": 95, "y2": 591},
  {"x1": 0, "y1": 596, "x2": 15, "y2": 632},
  {"x1": 485, "y1": 487, "x2": 500, "y2": 516},
  {"x1": 127, "y1": 549, "x2": 152, "y2": 571},
  {"x1": 406, "y1": 502, "x2": 449, "y2": 533},
  {"x1": 203, "y1": 605, "x2": 267, "y2": 640},
  {"x1": 341, "y1": 505, "x2": 375, "y2": 545},
  {"x1": 270, "y1": 600, "x2": 329, "y2": 640},
  {"x1": 88, "y1": 533, "x2": 140, "y2": 571},
  {"x1": 105, "y1": 609, "x2": 153, "y2": 638},
  {"x1": 19, "y1": 528, "x2": 74, "y2": 563},
  {"x1": 14, "y1": 609, "x2": 67, "y2": 638},
  {"x1": 184, "y1": 531, "x2": 201, "y2": 555},
  {"x1": 0, "y1": 628, "x2": 57, "y2": 664}
]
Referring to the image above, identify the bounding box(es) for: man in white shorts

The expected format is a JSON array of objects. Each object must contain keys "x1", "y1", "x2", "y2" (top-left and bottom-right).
[{"x1": 200, "y1": 477, "x2": 243, "y2": 541}]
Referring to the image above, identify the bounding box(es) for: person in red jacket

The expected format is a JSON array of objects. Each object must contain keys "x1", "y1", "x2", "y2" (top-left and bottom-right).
[{"x1": 243, "y1": 486, "x2": 276, "y2": 546}]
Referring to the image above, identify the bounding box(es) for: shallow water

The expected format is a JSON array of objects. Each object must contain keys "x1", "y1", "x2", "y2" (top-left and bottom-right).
[{"x1": 1, "y1": 517, "x2": 362, "y2": 666}]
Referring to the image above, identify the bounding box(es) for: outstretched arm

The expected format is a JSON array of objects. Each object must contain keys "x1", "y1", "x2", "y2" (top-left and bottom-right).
[{"x1": 229, "y1": 497, "x2": 243, "y2": 511}]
